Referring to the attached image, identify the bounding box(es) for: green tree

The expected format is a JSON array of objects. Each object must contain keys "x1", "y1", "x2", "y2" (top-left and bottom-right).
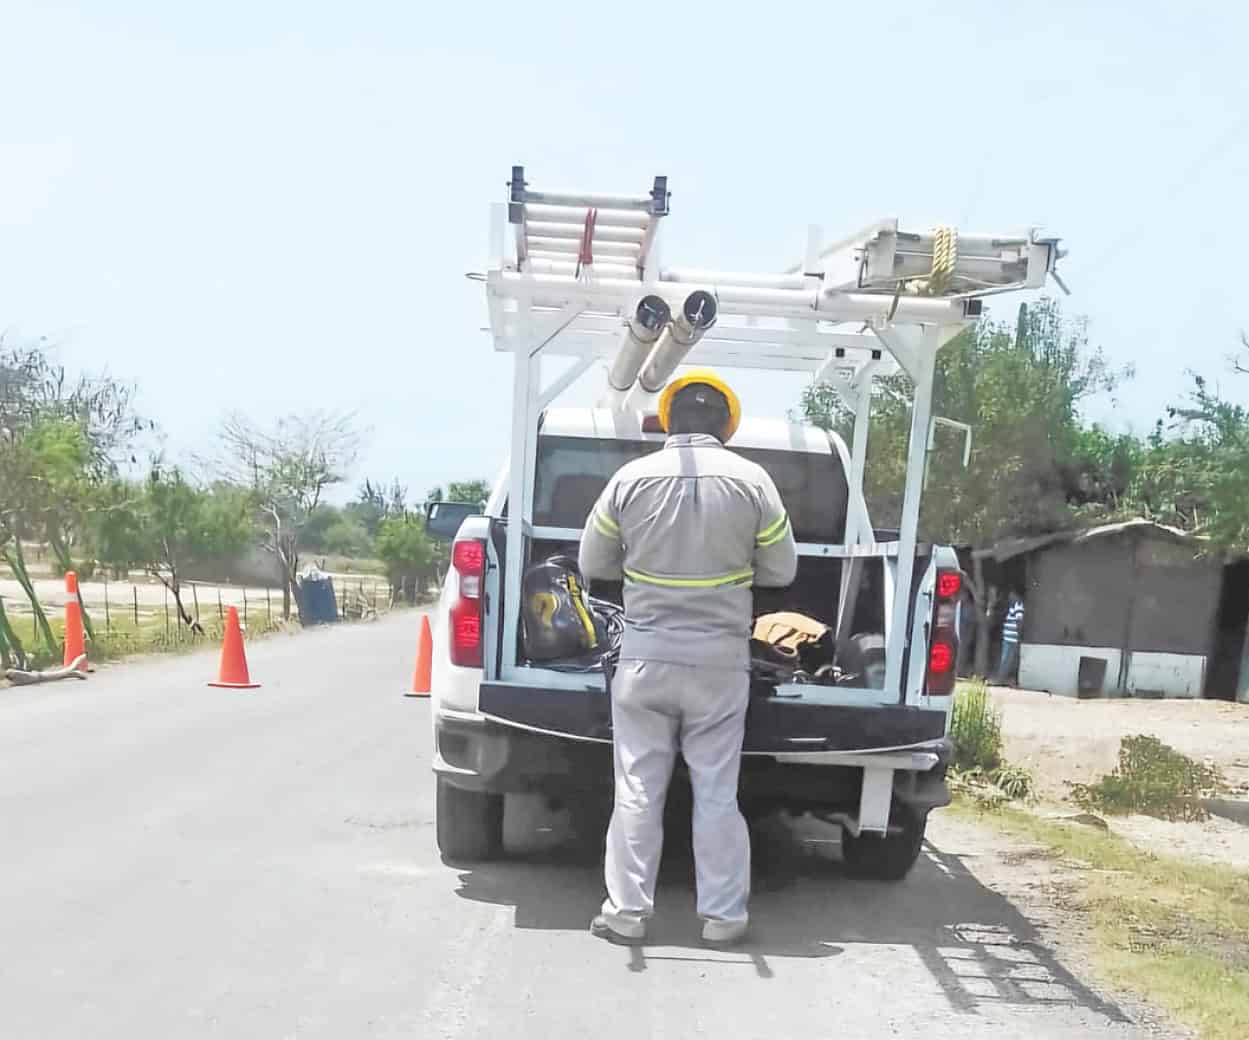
[
  {"x1": 0, "y1": 418, "x2": 95, "y2": 655},
  {"x1": 350, "y1": 478, "x2": 408, "y2": 538},
  {"x1": 446, "y1": 480, "x2": 490, "y2": 506},
  {"x1": 799, "y1": 299, "x2": 1127, "y2": 545},
  {"x1": 91, "y1": 466, "x2": 254, "y2": 629},
  {"x1": 1129, "y1": 372, "x2": 1249, "y2": 546},
  {"x1": 320, "y1": 515, "x2": 372, "y2": 557},
  {"x1": 1, "y1": 339, "x2": 144, "y2": 653},
  {"x1": 375, "y1": 515, "x2": 434, "y2": 605},
  {"x1": 426, "y1": 480, "x2": 491, "y2": 507},
  {"x1": 1062, "y1": 424, "x2": 1145, "y2": 518}
]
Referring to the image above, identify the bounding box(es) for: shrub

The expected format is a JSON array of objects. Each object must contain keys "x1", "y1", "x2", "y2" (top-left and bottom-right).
[
  {"x1": 992, "y1": 764, "x2": 1036, "y2": 802},
  {"x1": 1071, "y1": 735, "x2": 1222, "y2": 821},
  {"x1": 950, "y1": 680, "x2": 1003, "y2": 773}
]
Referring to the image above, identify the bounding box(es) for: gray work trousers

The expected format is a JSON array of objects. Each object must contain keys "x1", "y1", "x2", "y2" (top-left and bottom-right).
[{"x1": 601, "y1": 659, "x2": 751, "y2": 931}]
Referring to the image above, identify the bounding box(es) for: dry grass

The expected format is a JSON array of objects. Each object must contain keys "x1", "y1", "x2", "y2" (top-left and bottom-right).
[
  {"x1": 955, "y1": 799, "x2": 1249, "y2": 1040},
  {"x1": 2, "y1": 610, "x2": 294, "y2": 671}
]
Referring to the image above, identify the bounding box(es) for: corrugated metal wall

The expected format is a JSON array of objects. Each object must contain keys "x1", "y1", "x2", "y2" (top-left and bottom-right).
[
  {"x1": 1027, "y1": 539, "x2": 1132, "y2": 647},
  {"x1": 1025, "y1": 533, "x2": 1220, "y2": 658}
]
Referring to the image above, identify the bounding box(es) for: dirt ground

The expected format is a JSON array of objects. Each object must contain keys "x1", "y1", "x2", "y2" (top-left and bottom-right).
[{"x1": 992, "y1": 685, "x2": 1249, "y2": 869}]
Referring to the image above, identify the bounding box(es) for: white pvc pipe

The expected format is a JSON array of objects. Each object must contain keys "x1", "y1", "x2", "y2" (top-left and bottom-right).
[
  {"x1": 638, "y1": 291, "x2": 718, "y2": 392},
  {"x1": 524, "y1": 203, "x2": 650, "y2": 228},
  {"x1": 608, "y1": 295, "x2": 671, "y2": 392},
  {"x1": 661, "y1": 267, "x2": 806, "y2": 290},
  {"x1": 525, "y1": 220, "x2": 645, "y2": 245},
  {"x1": 494, "y1": 271, "x2": 966, "y2": 323}
]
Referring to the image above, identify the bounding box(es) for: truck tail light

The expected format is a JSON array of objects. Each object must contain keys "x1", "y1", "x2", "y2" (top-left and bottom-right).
[
  {"x1": 449, "y1": 538, "x2": 486, "y2": 668},
  {"x1": 926, "y1": 567, "x2": 962, "y2": 697}
]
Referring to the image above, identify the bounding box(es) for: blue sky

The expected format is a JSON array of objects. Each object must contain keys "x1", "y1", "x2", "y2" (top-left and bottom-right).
[{"x1": 3, "y1": 1, "x2": 1247, "y2": 500}]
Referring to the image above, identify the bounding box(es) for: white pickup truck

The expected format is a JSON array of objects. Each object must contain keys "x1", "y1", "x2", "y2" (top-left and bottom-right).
[
  {"x1": 428, "y1": 407, "x2": 962, "y2": 880},
  {"x1": 425, "y1": 166, "x2": 1062, "y2": 881}
]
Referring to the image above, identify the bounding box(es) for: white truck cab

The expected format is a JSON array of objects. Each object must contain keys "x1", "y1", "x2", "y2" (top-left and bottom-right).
[{"x1": 428, "y1": 167, "x2": 1064, "y2": 877}]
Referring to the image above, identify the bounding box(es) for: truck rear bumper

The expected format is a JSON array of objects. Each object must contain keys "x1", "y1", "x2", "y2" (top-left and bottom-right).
[{"x1": 435, "y1": 685, "x2": 952, "y2": 822}]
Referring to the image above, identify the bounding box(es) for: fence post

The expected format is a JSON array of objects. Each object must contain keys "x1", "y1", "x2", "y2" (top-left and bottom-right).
[
  {"x1": 192, "y1": 583, "x2": 200, "y2": 626},
  {"x1": 133, "y1": 585, "x2": 139, "y2": 627},
  {"x1": 243, "y1": 588, "x2": 248, "y2": 627},
  {"x1": 266, "y1": 586, "x2": 272, "y2": 622},
  {"x1": 104, "y1": 578, "x2": 111, "y2": 635},
  {"x1": 217, "y1": 588, "x2": 224, "y2": 622}
]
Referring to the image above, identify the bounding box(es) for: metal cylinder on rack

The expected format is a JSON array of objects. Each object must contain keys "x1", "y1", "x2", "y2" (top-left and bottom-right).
[
  {"x1": 606, "y1": 296, "x2": 672, "y2": 402},
  {"x1": 637, "y1": 291, "x2": 718, "y2": 393}
]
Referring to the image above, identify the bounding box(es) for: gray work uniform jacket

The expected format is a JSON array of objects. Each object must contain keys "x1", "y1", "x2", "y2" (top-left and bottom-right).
[{"x1": 579, "y1": 433, "x2": 799, "y2": 671}]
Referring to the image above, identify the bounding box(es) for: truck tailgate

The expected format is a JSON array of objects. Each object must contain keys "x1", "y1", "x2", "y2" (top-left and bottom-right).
[{"x1": 478, "y1": 682, "x2": 947, "y2": 753}]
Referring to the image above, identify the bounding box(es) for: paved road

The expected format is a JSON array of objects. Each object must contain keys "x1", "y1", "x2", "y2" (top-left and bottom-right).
[{"x1": 1, "y1": 613, "x2": 1159, "y2": 1038}]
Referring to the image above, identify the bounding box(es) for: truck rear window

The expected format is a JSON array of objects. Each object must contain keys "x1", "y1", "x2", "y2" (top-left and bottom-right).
[{"x1": 532, "y1": 436, "x2": 848, "y2": 544}]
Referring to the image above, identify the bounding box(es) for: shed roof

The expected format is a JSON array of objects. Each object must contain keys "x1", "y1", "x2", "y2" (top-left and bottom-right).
[{"x1": 974, "y1": 518, "x2": 1198, "y2": 563}]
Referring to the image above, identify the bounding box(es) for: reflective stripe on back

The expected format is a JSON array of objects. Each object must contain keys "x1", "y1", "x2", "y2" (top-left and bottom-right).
[{"x1": 623, "y1": 567, "x2": 755, "y2": 589}]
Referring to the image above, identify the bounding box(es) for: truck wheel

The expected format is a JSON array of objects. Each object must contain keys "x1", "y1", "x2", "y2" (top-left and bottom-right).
[
  {"x1": 841, "y1": 803, "x2": 926, "y2": 881},
  {"x1": 436, "y1": 778, "x2": 504, "y2": 863}
]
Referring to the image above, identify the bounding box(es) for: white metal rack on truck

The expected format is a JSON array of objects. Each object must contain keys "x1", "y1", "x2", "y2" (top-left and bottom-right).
[{"x1": 427, "y1": 166, "x2": 1064, "y2": 876}]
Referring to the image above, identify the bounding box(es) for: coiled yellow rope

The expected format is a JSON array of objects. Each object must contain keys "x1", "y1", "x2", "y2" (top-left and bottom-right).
[{"x1": 928, "y1": 225, "x2": 958, "y2": 294}]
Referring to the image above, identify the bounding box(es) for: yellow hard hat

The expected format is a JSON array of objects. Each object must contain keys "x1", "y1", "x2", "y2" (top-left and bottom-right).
[{"x1": 657, "y1": 368, "x2": 742, "y2": 442}]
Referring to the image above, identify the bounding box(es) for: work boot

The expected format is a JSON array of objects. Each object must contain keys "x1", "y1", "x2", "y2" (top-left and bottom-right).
[
  {"x1": 590, "y1": 913, "x2": 646, "y2": 947},
  {"x1": 701, "y1": 918, "x2": 748, "y2": 947}
]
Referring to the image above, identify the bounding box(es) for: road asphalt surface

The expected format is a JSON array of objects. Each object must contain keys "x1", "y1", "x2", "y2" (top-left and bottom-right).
[{"x1": 1, "y1": 611, "x2": 1166, "y2": 1038}]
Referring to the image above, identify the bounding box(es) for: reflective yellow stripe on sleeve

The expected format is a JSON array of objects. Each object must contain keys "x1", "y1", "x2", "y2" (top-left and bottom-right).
[
  {"x1": 623, "y1": 567, "x2": 755, "y2": 589},
  {"x1": 593, "y1": 510, "x2": 620, "y2": 538},
  {"x1": 756, "y1": 512, "x2": 790, "y2": 548}
]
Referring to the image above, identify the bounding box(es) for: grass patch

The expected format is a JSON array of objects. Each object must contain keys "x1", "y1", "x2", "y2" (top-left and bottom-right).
[
  {"x1": 1072, "y1": 734, "x2": 1223, "y2": 822},
  {"x1": 2, "y1": 610, "x2": 293, "y2": 672},
  {"x1": 950, "y1": 679, "x2": 1003, "y2": 772},
  {"x1": 954, "y1": 799, "x2": 1249, "y2": 1039},
  {"x1": 316, "y1": 555, "x2": 386, "y2": 577},
  {"x1": 948, "y1": 681, "x2": 1035, "y2": 806}
]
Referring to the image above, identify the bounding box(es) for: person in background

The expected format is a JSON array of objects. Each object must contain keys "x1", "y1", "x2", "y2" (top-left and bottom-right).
[
  {"x1": 995, "y1": 587, "x2": 1025, "y2": 685},
  {"x1": 955, "y1": 576, "x2": 977, "y2": 678}
]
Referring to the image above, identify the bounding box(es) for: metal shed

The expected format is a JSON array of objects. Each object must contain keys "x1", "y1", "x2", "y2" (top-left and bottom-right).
[{"x1": 977, "y1": 520, "x2": 1249, "y2": 701}]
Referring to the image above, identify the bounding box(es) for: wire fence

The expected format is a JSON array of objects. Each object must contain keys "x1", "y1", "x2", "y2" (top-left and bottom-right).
[{"x1": 2, "y1": 576, "x2": 399, "y2": 669}]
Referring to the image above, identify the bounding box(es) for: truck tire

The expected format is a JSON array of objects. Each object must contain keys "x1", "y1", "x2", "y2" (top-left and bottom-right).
[
  {"x1": 841, "y1": 803, "x2": 926, "y2": 881},
  {"x1": 436, "y1": 778, "x2": 504, "y2": 863}
]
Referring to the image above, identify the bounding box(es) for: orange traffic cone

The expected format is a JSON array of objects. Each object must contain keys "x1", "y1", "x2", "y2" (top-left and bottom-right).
[
  {"x1": 405, "y1": 615, "x2": 433, "y2": 697},
  {"x1": 208, "y1": 606, "x2": 260, "y2": 689},
  {"x1": 63, "y1": 570, "x2": 88, "y2": 672}
]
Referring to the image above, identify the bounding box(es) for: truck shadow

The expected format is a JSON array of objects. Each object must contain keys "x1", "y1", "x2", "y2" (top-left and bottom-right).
[{"x1": 451, "y1": 796, "x2": 1128, "y2": 1020}]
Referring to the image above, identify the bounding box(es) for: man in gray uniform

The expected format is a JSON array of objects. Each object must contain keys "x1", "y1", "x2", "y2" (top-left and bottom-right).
[{"x1": 579, "y1": 369, "x2": 798, "y2": 947}]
